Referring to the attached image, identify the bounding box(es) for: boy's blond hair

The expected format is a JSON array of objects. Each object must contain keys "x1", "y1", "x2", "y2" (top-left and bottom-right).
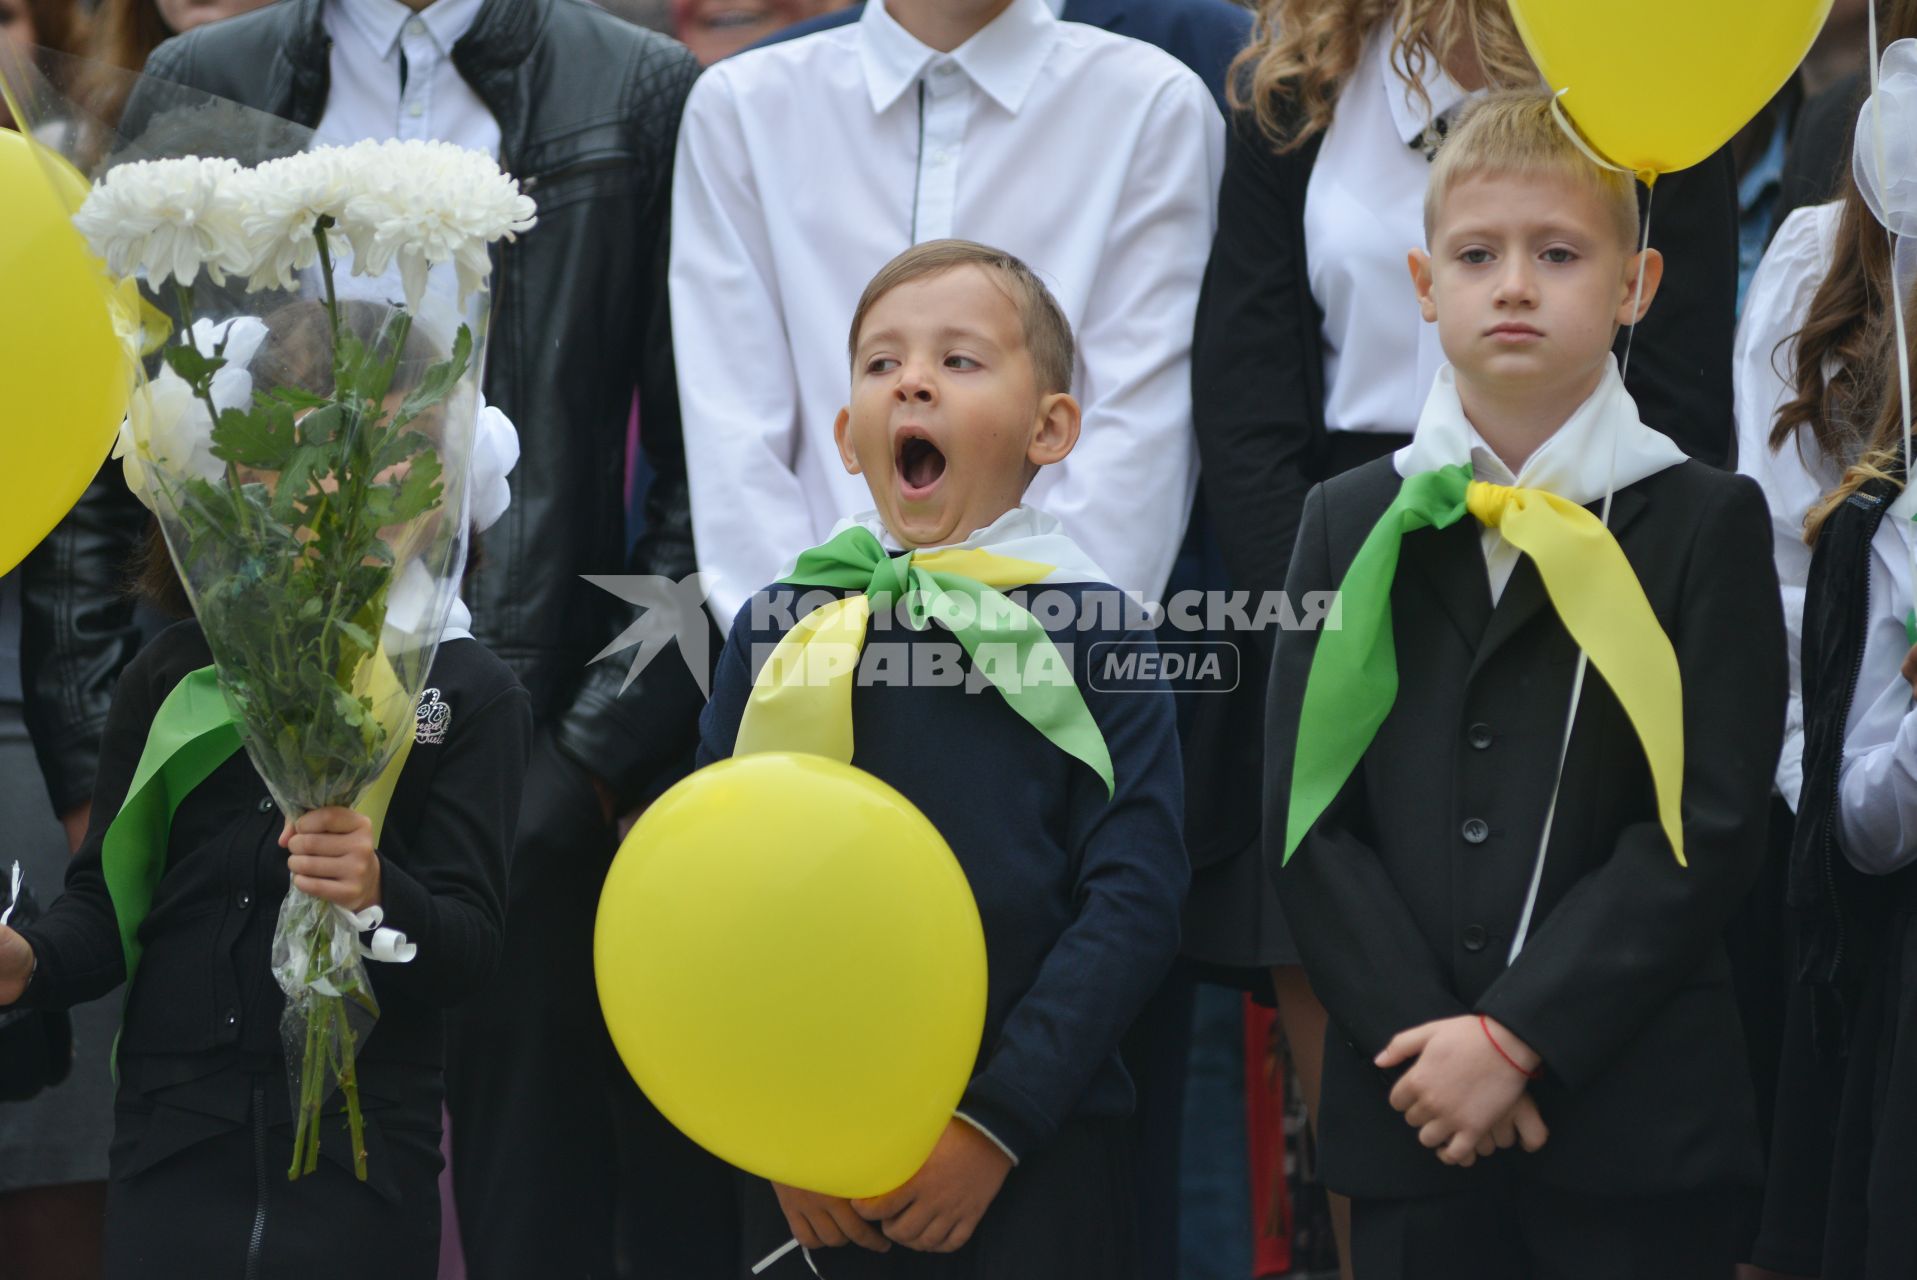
[
  {"x1": 1423, "y1": 90, "x2": 1640, "y2": 250},
  {"x1": 847, "y1": 240, "x2": 1076, "y2": 397}
]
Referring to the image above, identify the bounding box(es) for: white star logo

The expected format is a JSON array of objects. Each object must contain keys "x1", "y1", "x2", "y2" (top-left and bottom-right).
[{"x1": 583, "y1": 572, "x2": 714, "y2": 697}]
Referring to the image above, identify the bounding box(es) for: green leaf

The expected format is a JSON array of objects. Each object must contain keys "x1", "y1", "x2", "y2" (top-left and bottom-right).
[
  {"x1": 267, "y1": 385, "x2": 330, "y2": 411},
  {"x1": 210, "y1": 402, "x2": 296, "y2": 469},
  {"x1": 270, "y1": 444, "x2": 329, "y2": 524},
  {"x1": 296, "y1": 403, "x2": 343, "y2": 448},
  {"x1": 349, "y1": 312, "x2": 413, "y2": 408},
  {"x1": 395, "y1": 326, "x2": 472, "y2": 423},
  {"x1": 331, "y1": 616, "x2": 376, "y2": 654},
  {"x1": 371, "y1": 428, "x2": 434, "y2": 476},
  {"x1": 162, "y1": 343, "x2": 223, "y2": 388},
  {"x1": 363, "y1": 449, "x2": 443, "y2": 527}
]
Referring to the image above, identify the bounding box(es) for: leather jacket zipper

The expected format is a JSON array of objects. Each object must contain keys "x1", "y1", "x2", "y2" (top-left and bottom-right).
[
  {"x1": 519, "y1": 154, "x2": 628, "y2": 192},
  {"x1": 245, "y1": 1082, "x2": 268, "y2": 1280}
]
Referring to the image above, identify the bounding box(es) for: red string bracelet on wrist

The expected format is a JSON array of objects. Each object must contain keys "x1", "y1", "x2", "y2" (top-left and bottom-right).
[{"x1": 1480, "y1": 1014, "x2": 1543, "y2": 1081}]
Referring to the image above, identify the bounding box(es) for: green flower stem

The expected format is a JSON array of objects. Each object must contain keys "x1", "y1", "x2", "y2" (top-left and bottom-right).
[
  {"x1": 338, "y1": 1004, "x2": 368, "y2": 1181},
  {"x1": 285, "y1": 923, "x2": 369, "y2": 1182}
]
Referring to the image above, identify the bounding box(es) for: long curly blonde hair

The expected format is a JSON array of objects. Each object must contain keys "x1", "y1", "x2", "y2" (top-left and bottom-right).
[{"x1": 1231, "y1": 0, "x2": 1538, "y2": 152}]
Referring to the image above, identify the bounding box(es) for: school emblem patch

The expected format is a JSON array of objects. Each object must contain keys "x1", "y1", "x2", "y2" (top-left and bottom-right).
[{"x1": 415, "y1": 688, "x2": 451, "y2": 745}]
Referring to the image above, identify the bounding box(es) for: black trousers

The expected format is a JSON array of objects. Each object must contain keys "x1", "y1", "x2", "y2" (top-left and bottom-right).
[
  {"x1": 446, "y1": 735, "x2": 735, "y2": 1279},
  {"x1": 1350, "y1": 1174, "x2": 1741, "y2": 1280},
  {"x1": 740, "y1": 1119, "x2": 1139, "y2": 1280},
  {"x1": 446, "y1": 733, "x2": 623, "y2": 1277}
]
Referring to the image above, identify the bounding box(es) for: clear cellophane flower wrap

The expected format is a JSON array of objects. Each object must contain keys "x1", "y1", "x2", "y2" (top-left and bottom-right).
[{"x1": 0, "y1": 45, "x2": 535, "y2": 1181}]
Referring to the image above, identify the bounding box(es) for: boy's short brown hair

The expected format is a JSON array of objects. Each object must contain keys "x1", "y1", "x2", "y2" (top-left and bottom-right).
[
  {"x1": 1424, "y1": 90, "x2": 1641, "y2": 250},
  {"x1": 847, "y1": 240, "x2": 1076, "y2": 396}
]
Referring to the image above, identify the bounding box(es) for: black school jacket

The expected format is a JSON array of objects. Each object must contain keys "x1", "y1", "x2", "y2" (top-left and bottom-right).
[
  {"x1": 16, "y1": 622, "x2": 531, "y2": 1193},
  {"x1": 1268, "y1": 457, "x2": 1785, "y2": 1199},
  {"x1": 1183, "y1": 103, "x2": 1740, "y2": 875}
]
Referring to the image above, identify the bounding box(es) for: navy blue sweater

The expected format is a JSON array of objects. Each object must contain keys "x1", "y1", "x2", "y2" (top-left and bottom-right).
[{"x1": 698, "y1": 581, "x2": 1188, "y2": 1161}]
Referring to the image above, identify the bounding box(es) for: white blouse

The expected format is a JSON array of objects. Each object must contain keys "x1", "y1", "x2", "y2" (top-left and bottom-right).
[
  {"x1": 1305, "y1": 28, "x2": 1471, "y2": 437},
  {"x1": 1733, "y1": 202, "x2": 1841, "y2": 810}
]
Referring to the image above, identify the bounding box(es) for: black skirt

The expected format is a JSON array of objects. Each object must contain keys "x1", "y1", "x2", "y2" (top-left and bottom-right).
[
  {"x1": 102, "y1": 1067, "x2": 444, "y2": 1280},
  {"x1": 1820, "y1": 884, "x2": 1917, "y2": 1279}
]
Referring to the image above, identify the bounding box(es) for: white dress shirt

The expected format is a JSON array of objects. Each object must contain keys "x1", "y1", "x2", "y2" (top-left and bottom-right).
[
  {"x1": 1307, "y1": 27, "x2": 1472, "y2": 437},
  {"x1": 317, "y1": 0, "x2": 497, "y2": 157},
  {"x1": 1395, "y1": 359, "x2": 1688, "y2": 603},
  {"x1": 1733, "y1": 202, "x2": 1842, "y2": 808},
  {"x1": 670, "y1": 0, "x2": 1222, "y2": 621}
]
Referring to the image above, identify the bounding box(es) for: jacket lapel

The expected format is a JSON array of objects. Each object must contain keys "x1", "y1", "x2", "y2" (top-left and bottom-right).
[
  {"x1": 455, "y1": 0, "x2": 544, "y2": 174},
  {"x1": 276, "y1": 0, "x2": 330, "y2": 126},
  {"x1": 1400, "y1": 519, "x2": 1491, "y2": 652},
  {"x1": 1465, "y1": 481, "x2": 1655, "y2": 681}
]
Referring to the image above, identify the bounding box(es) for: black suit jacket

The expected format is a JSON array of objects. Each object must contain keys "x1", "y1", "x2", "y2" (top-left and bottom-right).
[
  {"x1": 752, "y1": 0, "x2": 1251, "y2": 112},
  {"x1": 1267, "y1": 457, "x2": 1784, "y2": 1199},
  {"x1": 1182, "y1": 104, "x2": 1743, "y2": 884}
]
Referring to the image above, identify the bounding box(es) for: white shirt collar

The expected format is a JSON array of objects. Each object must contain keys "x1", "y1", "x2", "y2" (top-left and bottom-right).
[
  {"x1": 1376, "y1": 28, "x2": 1471, "y2": 147},
  {"x1": 859, "y1": 0, "x2": 1059, "y2": 115},
  {"x1": 1394, "y1": 358, "x2": 1688, "y2": 504},
  {"x1": 331, "y1": 0, "x2": 485, "y2": 59},
  {"x1": 834, "y1": 503, "x2": 1055, "y2": 552}
]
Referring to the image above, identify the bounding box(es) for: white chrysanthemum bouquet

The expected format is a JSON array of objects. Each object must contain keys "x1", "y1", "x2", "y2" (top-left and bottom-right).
[{"x1": 73, "y1": 139, "x2": 535, "y2": 1182}]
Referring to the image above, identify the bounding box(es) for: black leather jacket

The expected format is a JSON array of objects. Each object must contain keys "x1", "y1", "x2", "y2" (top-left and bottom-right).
[{"x1": 25, "y1": 0, "x2": 706, "y2": 811}]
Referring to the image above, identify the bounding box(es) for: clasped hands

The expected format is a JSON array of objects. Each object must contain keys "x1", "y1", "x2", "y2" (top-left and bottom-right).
[
  {"x1": 772, "y1": 1118, "x2": 1013, "y2": 1256},
  {"x1": 1376, "y1": 1014, "x2": 1550, "y2": 1167}
]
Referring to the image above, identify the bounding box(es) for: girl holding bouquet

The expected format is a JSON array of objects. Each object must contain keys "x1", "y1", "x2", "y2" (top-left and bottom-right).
[{"x1": 0, "y1": 302, "x2": 532, "y2": 1278}]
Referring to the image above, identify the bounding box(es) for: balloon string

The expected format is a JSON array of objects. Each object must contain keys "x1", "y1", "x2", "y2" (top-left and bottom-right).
[
  {"x1": 1547, "y1": 88, "x2": 1650, "y2": 183},
  {"x1": 1507, "y1": 184, "x2": 1656, "y2": 965},
  {"x1": 1867, "y1": 2, "x2": 1916, "y2": 583},
  {"x1": 752, "y1": 1238, "x2": 824, "y2": 1277}
]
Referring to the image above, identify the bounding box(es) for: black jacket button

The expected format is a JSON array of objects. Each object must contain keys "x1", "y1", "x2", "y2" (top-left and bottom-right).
[
  {"x1": 1467, "y1": 723, "x2": 1493, "y2": 750},
  {"x1": 236, "y1": 892, "x2": 252, "y2": 910},
  {"x1": 1461, "y1": 818, "x2": 1489, "y2": 844},
  {"x1": 258, "y1": 797, "x2": 275, "y2": 813},
  {"x1": 1462, "y1": 925, "x2": 1488, "y2": 953}
]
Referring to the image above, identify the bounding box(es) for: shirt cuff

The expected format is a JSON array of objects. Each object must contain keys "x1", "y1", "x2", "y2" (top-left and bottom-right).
[
  {"x1": 955, "y1": 1075, "x2": 1053, "y2": 1165},
  {"x1": 953, "y1": 1111, "x2": 1020, "y2": 1167}
]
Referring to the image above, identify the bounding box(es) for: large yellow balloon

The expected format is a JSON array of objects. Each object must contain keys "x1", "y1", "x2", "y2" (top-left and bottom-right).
[
  {"x1": 0, "y1": 127, "x2": 129, "y2": 577},
  {"x1": 1509, "y1": 0, "x2": 1834, "y2": 178},
  {"x1": 594, "y1": 753, "x2": 988, "y2": 1198}
]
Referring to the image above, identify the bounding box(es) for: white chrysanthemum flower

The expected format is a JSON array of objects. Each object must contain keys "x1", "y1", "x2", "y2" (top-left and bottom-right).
[
  {"x1": 113, "y1": 316, "x2": 270, "y2": 510},
  {"x1": 72, "y1": 156, "x2": 258, "y2": 289},
  {"x1": 239, "y1": 148, "x2": 360, "y2": 293},
  {"x1": 336, "y1": 139, "x2": 537, "y2": 313}
]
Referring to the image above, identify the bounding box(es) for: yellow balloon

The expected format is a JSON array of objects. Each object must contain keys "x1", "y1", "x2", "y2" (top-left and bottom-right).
[
  {"x1": 1509, "y1": 0, "x2": 1834, "y2": 177},
  {"x1": 594, "y1": 753, "x2": 988, "y2": 1198},
  {"x1": 0, "y1": 127, "x2": 130, "y2": 577}
]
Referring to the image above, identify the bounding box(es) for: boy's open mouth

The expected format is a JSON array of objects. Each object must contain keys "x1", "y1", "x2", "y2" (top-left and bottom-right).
[{"x1": 895, "y1": 428, "x2": 947, "y2": 500}]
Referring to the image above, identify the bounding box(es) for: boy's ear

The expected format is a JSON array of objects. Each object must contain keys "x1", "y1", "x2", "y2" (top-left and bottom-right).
[
  {"x1": 1408, "y1": 249, "x2": 1437, "y2": 322},
  {"x1": 1617, "y1": 247, "x2": 1665, "y2": 326},
  {"x1": 833, "y1": 406, "x2": 864, "y2": 477},
  {"x1": 1027, "y1": 391, "x2": 1080, "y2": 469}
]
